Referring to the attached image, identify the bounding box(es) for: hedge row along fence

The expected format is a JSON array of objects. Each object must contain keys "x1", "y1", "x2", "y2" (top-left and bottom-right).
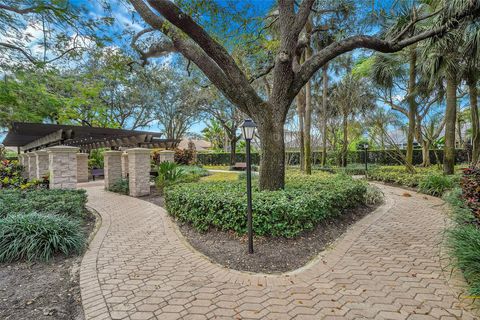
[{"x1": 197, "y1": 149, "x2": 470, "y2": 166}]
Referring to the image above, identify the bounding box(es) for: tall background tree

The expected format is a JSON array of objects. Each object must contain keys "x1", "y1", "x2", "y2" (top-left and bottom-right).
[{"x1": 129, "y1": 0, "x2": 480, "y2": 189}]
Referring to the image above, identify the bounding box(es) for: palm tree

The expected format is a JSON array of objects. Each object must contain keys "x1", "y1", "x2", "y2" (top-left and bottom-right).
[{"x1": 332, "y1": 75, "x2": 376, "y2": 167}]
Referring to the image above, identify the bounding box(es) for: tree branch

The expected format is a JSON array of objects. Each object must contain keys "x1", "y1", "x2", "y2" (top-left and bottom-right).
[
  {"x1": 0, "y1": 42, "x2": 37, "y2": 64},
  {"x1": 146, "y1": 0, "x2": 254, "y2": 92},
  {"x1": 129, "y1": 0, "x2": 263, "y2": 116},
  {"x1": 293, "y1": 0, "x2": 316, "y2": 38},
  {"x1": 293, "y1": 3, "x2": 480, "y2": 95},
  {"x1": 0, "y1": 4, "x2": 62, "y2": 14}
]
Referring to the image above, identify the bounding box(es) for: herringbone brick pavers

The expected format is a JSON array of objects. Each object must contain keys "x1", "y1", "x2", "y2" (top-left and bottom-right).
[{"x1": 79, "y1": 181, "x2": 479, "y2": 319}]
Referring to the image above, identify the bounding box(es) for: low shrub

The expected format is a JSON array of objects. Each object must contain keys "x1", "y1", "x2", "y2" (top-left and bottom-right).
[
  {"x1": 108, "y1": 179, "x2": 129, "y2": 195},
  {"x1": 0, "y1": 189, "x2": 87, "y2": 218},
  {"x1": 174, "y1": 148, "x2": 195, "y2": 165},
  {"x1": 334, "y1": 163, "x2": 379, "y2": 176},
  {"x1": 368, "y1": 165, "x2": 459, "y2": 196},
  {"x1": 155, "y1": 163, "x2": 206, "y2": 192},
  {"x1": 180, "y1": 165, "x2": 209, "y2": 177},
  {"x1": 165, "y1": 173, "x2": 370, "y2": 238},
  {"x1": 368, "y1": 166, "x2": 426, "y2": 187},
  {"x1": 418, "y1": 174, "x2": 457, "y2": 197},
  {"x1": 0, "y1": 213, "x2": 85, "y2": 262},
  {"x1": 445, "y1": 186, "x2": 480, "y2": 295},
  {"x1": 364, "y1": 184, "x2": 384, "y2": 205}
]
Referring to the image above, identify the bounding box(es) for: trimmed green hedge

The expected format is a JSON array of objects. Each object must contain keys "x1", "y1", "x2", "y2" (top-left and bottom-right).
[
  {"x1": 165, "y1": 173, "x2": 373, "y2": 238},
  {"x1": 197, "y1": 149, "x2": 470, "y2": 166},
  {"x1": 0, "y1": 189, "x2": 87, "y2": 218}
]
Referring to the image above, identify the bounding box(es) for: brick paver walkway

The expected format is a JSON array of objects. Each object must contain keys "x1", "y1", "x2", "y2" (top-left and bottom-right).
[{"x1": 79, "y1": 181, "x2": 479, "y2": 320}]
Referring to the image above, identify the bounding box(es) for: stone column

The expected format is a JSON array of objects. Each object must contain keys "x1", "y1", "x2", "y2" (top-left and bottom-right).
[
  {"x1": 127, "y1": 148, "x2": 151, "y2": 197},
  {"x1": 159, "y1": 150, "x2": 175, "y2": 163},
  {"x1": 104, "y1": 150, "x2": 122, "y2": 190},
  {"x1": 34, "y1": 150, "x2": 49, "y2": 179},
  {"x1": 121, "y1": 152, "x2": 129, "y2": 178},
  {"x1": 27, "y1": 153, "x2": 37, "y2": 180},
  {"x1": 76, "y1": 153, "x2": 89, "y2": 183},
  {"x1": 47, "y1": 146, "x2": 79, "y2": 189},
  {"x1": 18, "y1": 154, "x2": 27, "y2": 178}
]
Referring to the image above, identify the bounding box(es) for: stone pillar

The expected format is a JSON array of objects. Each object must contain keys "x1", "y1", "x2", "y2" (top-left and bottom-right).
[
  {"x1": 76, "y1": 153, "x2": 89, "y2": 183},
  {"x1": 27, "y1": 153, "x2": 37, "y2": 180},
  {"x1": 18, "y1": 154, "x2": 27, "y2": 178},
  {"x1": 127, "y1": 148, "x2": 151, "y2": 197},
  {"x1": 159, "y1": 150, "x2": 175, "y2": 163},
  {"x1": 104, "y1": 150, "x2": 122, "y2": 190},
  {"x1": 34, "y1": 150, "x2": 49, "y2": 179},
  {"x1": 121, "y1": 152, "x2": 129, "y2": 178},
  {"x1": 47, "y1": 146, "x2": 79, "y2": 189}
]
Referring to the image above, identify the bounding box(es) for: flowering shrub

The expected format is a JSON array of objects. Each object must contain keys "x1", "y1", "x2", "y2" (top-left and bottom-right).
[
  {"x1": 0, "y1": 160, "x2": 25, "y2": 189},
  {"x1": 461, "y1": 168, "x2": 480, "y2": 219},
  {"x1": 0, "y1": 160, "x2": 47, "y2": 190}
]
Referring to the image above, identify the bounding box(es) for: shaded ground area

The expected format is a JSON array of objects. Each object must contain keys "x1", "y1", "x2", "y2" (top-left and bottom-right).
[
  {"x1": 0, "y1": 212, "x2": 95, "y2": 320},
  {"x1": 146, "y1": 194, "x2": 377, "y2": 273},
  {"x1": 0, "y1": 257, "x2": 83, "y2": 320}
]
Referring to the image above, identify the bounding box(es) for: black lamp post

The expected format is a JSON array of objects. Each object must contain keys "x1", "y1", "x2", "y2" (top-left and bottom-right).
[
  {"x1": 241, "y1": 119, "x2": 257, "y2": 254},
  {"x1": 364, "y1": 143, "x2": 369, "y2": 176}
]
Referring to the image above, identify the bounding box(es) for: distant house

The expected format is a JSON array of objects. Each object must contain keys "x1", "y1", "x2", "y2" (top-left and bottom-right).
[{"x1": 177, "y1": 139, "x2": 212, "y2": 151}]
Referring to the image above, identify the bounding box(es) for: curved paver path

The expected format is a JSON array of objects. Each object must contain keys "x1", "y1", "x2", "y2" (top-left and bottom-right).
[{"x1": 79, "y1": 181, "x2": 479, "y2": 320}]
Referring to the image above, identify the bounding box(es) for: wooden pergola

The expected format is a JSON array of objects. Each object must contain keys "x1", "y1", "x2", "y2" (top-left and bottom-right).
[{"x1": 3, "y1": 122, "x2": 178, "y2": 152}]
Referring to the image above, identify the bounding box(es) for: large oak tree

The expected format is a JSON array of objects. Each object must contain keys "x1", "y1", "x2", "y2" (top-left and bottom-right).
[{"x1": 129, "y1": 0, "x2": 480, "y2": 190}]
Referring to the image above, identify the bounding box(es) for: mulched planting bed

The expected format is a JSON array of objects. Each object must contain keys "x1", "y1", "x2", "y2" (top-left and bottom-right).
[
  {"x1": 143, "y1": 194, "x2": 378, "y2": 273},
  {"x1": 0, "y1": 211, "x2": 96, "y2": 320}
]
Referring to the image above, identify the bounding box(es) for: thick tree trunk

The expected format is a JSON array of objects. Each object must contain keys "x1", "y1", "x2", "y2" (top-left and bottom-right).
[
  {"x1": 257, "y1": 117, "x2": 285, "y2": 190},
  {"x1": 468, "y1": 79, "x2": 480, "y2": 166},
  {"x1": 415, "y1": 113, "x2": 426, "y2": 166},
  {"x1": 421, "y1": 140, "x2": 431, "y2": 167},
  {"x1": 456, "y1": 111, "x2": 463, "y2": 148},
  {"x1": 296, "y1": 89, "x2": 305, "y2": 171},
  {"x1": 405, "y1": 47, "x2": 417, "y2": 167},
  {"x1": 444, "y1": 75, "x2": 457, "y2": 175},
  {"x1": 341, "y1": 113, "x2": 348, "y2": 167},
  {"x1": 304, "y1": 79, "x2": 312, "y2": 174},
  {"x1": 229, "y1": 138, "x2": 237, "y2": 167},
  {"x1": 321, "y1": 65, "x2": 328, "y2": 167}
]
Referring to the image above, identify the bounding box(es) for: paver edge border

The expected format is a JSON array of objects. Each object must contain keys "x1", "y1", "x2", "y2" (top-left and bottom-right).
[
  {"x1": 160, "y1": 183, "x2": 395, "y2": 280},
  {"x1": 80, "y1": 198, "x2": 112, "y2": 320}
]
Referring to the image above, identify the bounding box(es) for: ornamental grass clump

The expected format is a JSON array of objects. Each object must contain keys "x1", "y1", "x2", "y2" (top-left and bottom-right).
[
  {"x1": 0, "y1": 213, "x2": 86, "y2": 262},
  {"x1": 418, "y1": 174, "x2": 458, "y2": 197},
  {"x1": 165, "y1": 173, "x2": 374, "y2": 238}
]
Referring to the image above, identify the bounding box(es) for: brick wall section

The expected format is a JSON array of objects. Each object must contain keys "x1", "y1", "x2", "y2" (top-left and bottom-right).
[
  {"x1": 127, "y1": 148, "x2": 151, "y2": 197},
  {"x1": 104, "y1": 150, "x2": 122, "y2": 190},
  {"x1": 47, "y1": 146, "x2": 79, "y2": 189},
  {"x1": 34, "y1": 150, "x2": 49, "y2": 179},
  {"x1": 121, "y1": 152, "x2": 129, "y2": 178},
  {"x1": 27, "y1": 153, "x2": 37, "y2": 180},
  {"x1": 159, "y1": 150, "x2": 174, "y2": 162},
  {"x1": 76, "y1": 153, "x2": 89, "y2": 183}
]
